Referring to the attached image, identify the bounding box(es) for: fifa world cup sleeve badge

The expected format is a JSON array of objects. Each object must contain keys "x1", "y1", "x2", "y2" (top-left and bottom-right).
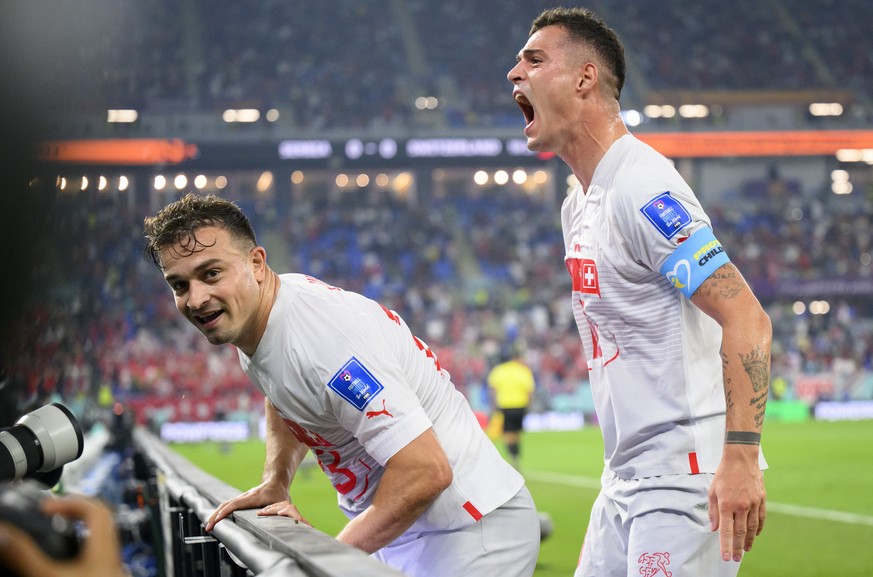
[
  {"x1": 327, "y1": 357, "x2": 384, "y2": 410},
  {"x1": 640, "y1": 191, "x2": 692, "y2": 240}
]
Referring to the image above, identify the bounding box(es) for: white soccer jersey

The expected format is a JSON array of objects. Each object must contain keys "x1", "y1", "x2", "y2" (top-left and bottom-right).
[
  {"x1": 562, "y1": 134, "x2": 766, "y2": 479},
  {"x1": 238, "y1": 273, "x2": 525, "y2": 532}
]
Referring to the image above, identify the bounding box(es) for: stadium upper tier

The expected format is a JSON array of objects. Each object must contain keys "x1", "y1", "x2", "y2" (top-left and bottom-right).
[{"x1": 12, "y1": 0, "x2": 873, "y2": 138}]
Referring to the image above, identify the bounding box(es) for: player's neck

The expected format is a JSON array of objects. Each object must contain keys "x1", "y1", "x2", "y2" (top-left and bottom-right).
[
  {"x1": 238, "y1": 268, "x2": 280, "y2": 357},
  {"x1": 565, "y1": 115, "x2": 628, "y2": 191}
]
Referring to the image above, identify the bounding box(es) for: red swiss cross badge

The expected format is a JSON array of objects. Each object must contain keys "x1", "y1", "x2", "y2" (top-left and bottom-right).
[{"x1": 567, "y1": 257, "x2": 600, "y2": 297}]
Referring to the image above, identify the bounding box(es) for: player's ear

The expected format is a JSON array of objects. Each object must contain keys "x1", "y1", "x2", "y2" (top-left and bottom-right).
[
  {"x1": 577, "y1": 62, "x2": 597, "y2": 93},
  {"x1": 251, "y1": 246, "x2": 268, "y2": 280}
]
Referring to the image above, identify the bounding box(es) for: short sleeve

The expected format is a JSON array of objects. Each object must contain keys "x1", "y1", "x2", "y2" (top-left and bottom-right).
[
  {"x1": 295, "y1": 293, "x2": 434, "y2": 465},
  {"x1": 324, "y1": 354, "x2": 433, "y2": 465},
  {"x1": 615, "y1": 185, "x2": 731, "y2": 299},
  {"x1": 617, "y1": 186, "x2": 713, "y2": 274}
]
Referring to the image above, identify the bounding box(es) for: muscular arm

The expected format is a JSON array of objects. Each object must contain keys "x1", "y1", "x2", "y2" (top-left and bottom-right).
[
  {"x1": 206, "y1": 399, "x2": 309, "y2": 531},
  {"x1": 691, "y1": 262, "x2": 771, "y2": 562},
  {"x1": 692, "y1": 263, "x2": 771, "y2": 434},
  {"x1": 261, "y1": 398, "x2": 309, "y2": 487},
  {"x1": 336, "y1": 428, "x2": 453, "y2": 553}
]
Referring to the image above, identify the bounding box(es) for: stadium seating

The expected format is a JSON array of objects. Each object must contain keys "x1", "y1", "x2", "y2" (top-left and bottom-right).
[
  {"x1": 5, "y1": 0, "x2": 872, "y2": 425},
  {"x1": 25, "y1": 0, "x2": 873, "y2": 132},
  {"x1": 4, "y1": 171, "x2": 873, "y2": 426}
]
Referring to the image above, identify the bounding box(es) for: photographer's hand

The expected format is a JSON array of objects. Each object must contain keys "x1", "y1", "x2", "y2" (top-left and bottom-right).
[{"x1": 0, "y1": 494, "x2": 126, "y2": 577}]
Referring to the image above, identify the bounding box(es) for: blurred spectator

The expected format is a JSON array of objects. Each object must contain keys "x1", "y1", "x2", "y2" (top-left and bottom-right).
[
  {"x1": 4, "y1": 0, "x2": 873, "y2": 421},
  {"x1": 17, "y1": 0, "x2": 873, "y2": 131},
  {"x1": 3, "y1": 171, "x2": 873, "y2": 425}
]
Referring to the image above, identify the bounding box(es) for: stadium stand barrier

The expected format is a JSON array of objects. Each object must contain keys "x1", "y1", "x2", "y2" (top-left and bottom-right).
[{"x1": 133, "y1": 427, "x2": 405, "y2": 577}]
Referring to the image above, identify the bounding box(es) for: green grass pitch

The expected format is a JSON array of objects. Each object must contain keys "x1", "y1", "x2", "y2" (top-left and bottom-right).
[{"x1": 173, "y1": 419, "x2": 873, "y2": 576}]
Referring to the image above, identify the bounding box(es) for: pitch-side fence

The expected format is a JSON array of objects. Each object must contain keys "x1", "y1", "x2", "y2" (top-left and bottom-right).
[{"x1": 133, "y1": 427, "x2": 405, "y2": 577}]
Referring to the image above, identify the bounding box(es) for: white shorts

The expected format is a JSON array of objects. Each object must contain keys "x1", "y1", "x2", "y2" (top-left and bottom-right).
[
  {"x1": 575, "y1": 472, "x2": 742, "y2": 577},
  {"x1": 374, "y1": 486, "x2": 540, "y2": 577}
]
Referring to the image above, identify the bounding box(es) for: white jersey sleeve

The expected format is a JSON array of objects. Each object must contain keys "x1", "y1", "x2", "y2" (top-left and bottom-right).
[
  {"x1": 294, "y1": 294, "x2": 435, "y2": 466},
  {"x1": 610, "y1": 152, "x2": 712, "y2": 275}
]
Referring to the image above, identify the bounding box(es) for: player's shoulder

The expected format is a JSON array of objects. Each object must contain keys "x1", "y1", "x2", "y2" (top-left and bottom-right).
[
  {"x1": 279, "y1": 273, "x2": 386, "y2": 332},
  {"x1": 279, "y1": 273, "x2": 355, "y2": 304},
  {"x1": 280, "y1": 272, "x2": 336, "y2": 291},
  {"x1": 615, "y1": 140, "x2": 685, "y2": 193},
  {"x1": 607, "y1": 143, "x2": 696, "y2": 216},
  {"x1": 273, "y1": 273, "x2": 345, "y2": 325}
]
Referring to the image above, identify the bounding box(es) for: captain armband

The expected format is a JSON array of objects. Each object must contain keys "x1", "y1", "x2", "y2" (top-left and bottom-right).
[{"x1": 659, "y1": 227, "x2": 731, "y2": 299}]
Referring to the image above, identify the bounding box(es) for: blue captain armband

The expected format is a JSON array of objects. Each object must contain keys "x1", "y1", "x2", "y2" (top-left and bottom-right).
[{"x1": 659, "y1": 227, "x2": 731, "y2": 299}]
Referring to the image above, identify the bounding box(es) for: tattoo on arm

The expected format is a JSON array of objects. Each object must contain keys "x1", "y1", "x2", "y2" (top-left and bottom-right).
[
  {"x1": 722, "y1": 346, "x2": 768, "y2": 429},
  {"x1": 725, "y1": 431, "x2": 761, "y2": 445},
  {"x1": 720, "y1": 349, "x2": 731, "y2": 387},
  {"x1": 692, "y1": 263, "x2": 744, "y2": 299},
  {"x1": 750, "y1": 390, "x2": 767, "y2": 429},
  {"x1": 722, "y1": 348, "x2": 735, "y2": 411},
  {"x1": 739, "y1": 345, "x2": 770, "y2": 393}
]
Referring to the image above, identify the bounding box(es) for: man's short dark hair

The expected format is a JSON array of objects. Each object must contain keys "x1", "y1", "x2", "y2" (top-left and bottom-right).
[
  {"x1": 531, "y1": 7, "x2": 626, "y2": 99},
  {"x1": 143, "y1": 193, "x2": 257, "y2": 268}
]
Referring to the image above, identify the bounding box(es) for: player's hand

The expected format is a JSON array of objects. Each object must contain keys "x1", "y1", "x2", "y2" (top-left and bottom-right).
[
  {"x1": 708, "y1": 446, "x2": 767, "y2": 563},
  {"x1": 257, "y1": 501, "x2": 313, "y2": 527},
  {"x1": 205, "y1": 481, "x2": 291, "y2": 532},
  {"x1": 0, "y1": 494, "x2": 125, "y2": 577}
]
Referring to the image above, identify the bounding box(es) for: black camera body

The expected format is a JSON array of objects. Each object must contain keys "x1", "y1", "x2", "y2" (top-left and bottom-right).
[{"x1": 0, "y1": 481, "x2": 80, "y2": 560}]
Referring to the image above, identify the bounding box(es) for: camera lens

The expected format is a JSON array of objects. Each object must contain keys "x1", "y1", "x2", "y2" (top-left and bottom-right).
[{"x1": 0, "y1": 403, "x2": 84, "y2": 483}]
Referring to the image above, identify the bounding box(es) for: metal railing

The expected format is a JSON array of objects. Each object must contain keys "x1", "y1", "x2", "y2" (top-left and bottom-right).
[{"x1": 133, "y1": 427, "x2": 405, "y2": 577}]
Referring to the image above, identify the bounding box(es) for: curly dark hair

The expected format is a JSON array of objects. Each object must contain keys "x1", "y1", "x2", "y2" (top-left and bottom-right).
[
  {"x1": 143, "y1": 193, "x2": 257, "y2": 268},
  {"x1": 530, "y1": 7, "x2": 625, "y2": 100}
]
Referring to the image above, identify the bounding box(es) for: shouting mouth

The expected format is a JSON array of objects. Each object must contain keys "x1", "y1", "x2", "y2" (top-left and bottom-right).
[{"x1": 514, "y1": 91, "x2": 535, "y2": 132}]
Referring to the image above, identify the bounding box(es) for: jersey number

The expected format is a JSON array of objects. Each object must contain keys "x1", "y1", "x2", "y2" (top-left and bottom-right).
[
  {"x1": 380, "y1": 304, "x2": 442, "y2": 371},
  {"x1": 284, "y1": 419, "x2": 358, "y2": 496},
  {"x1": 313, "y1": 449, "x2": 357, "y2": 495}
]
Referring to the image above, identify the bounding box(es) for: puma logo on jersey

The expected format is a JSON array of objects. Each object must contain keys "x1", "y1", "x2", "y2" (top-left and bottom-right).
[{"x1": 366, "y1": 399, "x2": 393, "y2": 419}]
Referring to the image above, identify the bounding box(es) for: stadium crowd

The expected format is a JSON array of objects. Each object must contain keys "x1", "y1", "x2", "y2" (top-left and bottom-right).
[
  {"x1": 7, "y1": 0, "x2": 873, "y2": 428},
  {"x1": 3, "y1": 172, "x2": 873, "y2": 427},
  {"x1": 27, "y1": 0, "x2": 873, "y2": 131}
]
